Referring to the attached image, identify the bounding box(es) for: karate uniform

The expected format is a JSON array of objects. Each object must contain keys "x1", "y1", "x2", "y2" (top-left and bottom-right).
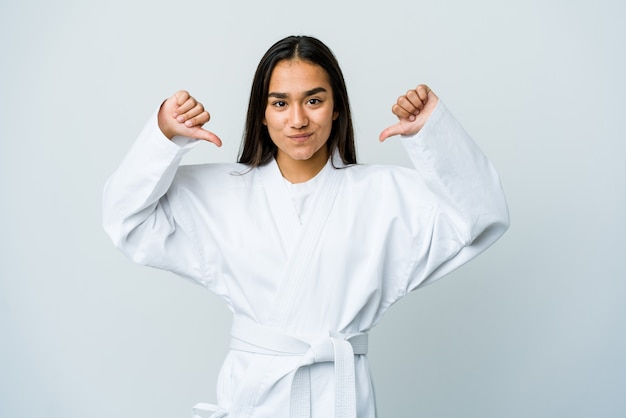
[{"x1": 103, "y1": 101, "x2": 509, "y2": 417}]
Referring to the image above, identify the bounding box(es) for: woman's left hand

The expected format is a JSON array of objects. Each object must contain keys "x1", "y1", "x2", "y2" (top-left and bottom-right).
[{"x1": 379, "y1": 84, "x2": 438, "y2": 141}]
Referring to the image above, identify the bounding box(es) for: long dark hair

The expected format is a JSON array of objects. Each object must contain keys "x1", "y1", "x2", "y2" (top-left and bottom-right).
[{"x1": 238, "y1": 35, "x2": 357, "y2": 167}]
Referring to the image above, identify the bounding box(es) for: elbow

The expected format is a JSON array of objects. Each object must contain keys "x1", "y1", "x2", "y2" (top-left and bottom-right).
[
  {"x1": 102, "y1": 204, "x2": 139, "y2": 256},
  {"x1": 102, "y1": 217, "x2": 128, "y2": 253},
  {"x1": 495, "y1": 195, "x2": 511, "y2": 235},
  {"x1": 102, "y1": 219, "x2": 145, "y2": 265},
  {"x1": 470, "y1": 204, "x2": 510, "y2": 249}
]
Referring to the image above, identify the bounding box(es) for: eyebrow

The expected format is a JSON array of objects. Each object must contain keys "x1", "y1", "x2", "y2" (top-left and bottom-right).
[{"x1": 268, "y1": 87, "x2": 328, "y2": 99}]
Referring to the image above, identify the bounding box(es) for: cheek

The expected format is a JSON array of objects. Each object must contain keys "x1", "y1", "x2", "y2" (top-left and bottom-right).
[
  {"x1": 322, "y1": 112, "x2": 336, "y2": 131},
  {"x1": 264, "y1": 112, "x2": 282, "y2": 130}
]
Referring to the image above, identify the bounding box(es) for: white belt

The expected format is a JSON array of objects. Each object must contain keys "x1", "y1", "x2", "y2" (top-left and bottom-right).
[
  {"x1": 193, "y1": 317, "x2": 368, "y2": 418},
  {"x1": 191, "y1": 403, "x2": 228, "y2": 418}
]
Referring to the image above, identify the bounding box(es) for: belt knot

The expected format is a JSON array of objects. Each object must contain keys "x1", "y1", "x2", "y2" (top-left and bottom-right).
[{"x1": 230, "y1": 317, "x2": 368, "y2": 418}]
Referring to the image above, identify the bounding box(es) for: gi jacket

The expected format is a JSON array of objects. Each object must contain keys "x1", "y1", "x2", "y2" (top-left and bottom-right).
[{"x1": 103, "y1": 101, "x2": 510, "y2": 417}]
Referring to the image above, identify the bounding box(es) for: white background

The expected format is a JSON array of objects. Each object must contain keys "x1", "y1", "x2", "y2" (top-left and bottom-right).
[{"x1": 1, "y1": 0, "x2": 625, "y2": 417}]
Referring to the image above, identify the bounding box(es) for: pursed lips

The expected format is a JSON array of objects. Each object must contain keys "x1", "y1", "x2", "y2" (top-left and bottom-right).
[{"x1": 287, "y1": 132, "x2": 313, "y2": 142}]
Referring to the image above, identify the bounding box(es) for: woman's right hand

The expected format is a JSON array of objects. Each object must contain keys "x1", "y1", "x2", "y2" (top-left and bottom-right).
[{"x1": 157, "y1": 90, "x2": 222, "y2": 146}]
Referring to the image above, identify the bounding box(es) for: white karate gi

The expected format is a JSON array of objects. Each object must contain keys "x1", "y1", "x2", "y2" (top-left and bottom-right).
[{"x1": 103, "y1": 101, "x2": 509, "y2": 418}]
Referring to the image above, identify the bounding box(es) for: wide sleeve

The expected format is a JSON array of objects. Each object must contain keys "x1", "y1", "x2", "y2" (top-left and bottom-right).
[
  {"x1": 399, "y1": 100, "x2": 510, "y2": 293},
  {"x1": 102, "y1": 110, "x2": 211, "y2": 287}
]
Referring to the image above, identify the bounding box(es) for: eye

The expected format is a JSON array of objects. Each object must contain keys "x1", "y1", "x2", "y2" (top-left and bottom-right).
[
  {"x1": 272, "y1": 101, "x2": 287, "y2": 107},
  {"x1": 307, "y1": 98, "x2": 322, "y2": 105}
]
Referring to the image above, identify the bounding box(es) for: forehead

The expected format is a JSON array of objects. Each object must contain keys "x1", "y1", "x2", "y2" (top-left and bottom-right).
[{"x1": 268, "y1": 59, "x2": 331, "y2": 93}]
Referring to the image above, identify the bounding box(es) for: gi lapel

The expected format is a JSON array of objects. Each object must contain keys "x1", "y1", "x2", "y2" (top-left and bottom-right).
[
  {"x1": 257, "y1": 158, "x2": 304, "y2": 258},
  {"x1": 229, "y1": 155, "x2": 353, "y2": 417},
  {"x1": 269, "y1": 154, "x2": 344, "y2": 328}
]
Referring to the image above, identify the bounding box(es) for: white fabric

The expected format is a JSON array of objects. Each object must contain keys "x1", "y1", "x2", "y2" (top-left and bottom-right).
[
  {"x1": 102, "y1": 100, "x2": 510, "y2": 417},
  {"x1": 268, "y1": 159, "x2": 343, "y2": 328},
  {"x1": 228, "y1": 317, "x2": 367, "y2": 418},
  {"x1": 283, "y1": 171, "x2": 320, "y2": 224},
  {"x1": 192, "y1": 403, "x2": 228, "y2": 418}
]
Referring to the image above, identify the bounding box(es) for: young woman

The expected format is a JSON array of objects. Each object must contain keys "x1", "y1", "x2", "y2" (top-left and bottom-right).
[{"x1": 103, "y1": 35, "x2": 509, "y2": 418}]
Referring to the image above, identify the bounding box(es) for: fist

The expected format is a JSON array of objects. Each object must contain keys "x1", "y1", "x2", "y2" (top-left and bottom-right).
[
  {"x1": 379, "y1": 84, "x2": 439, "y2": 142},
  {"x1": 157, "y1": 90, "x2": 222, "y2": 146}
]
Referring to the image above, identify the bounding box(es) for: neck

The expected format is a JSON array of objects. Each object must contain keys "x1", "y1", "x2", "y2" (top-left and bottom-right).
[{"x1": 276, "y1": 148, "x2": 329, "y2": 184}]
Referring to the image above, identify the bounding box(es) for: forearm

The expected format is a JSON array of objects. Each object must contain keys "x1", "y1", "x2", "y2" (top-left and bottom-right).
[
  {"x1": 401, "y1": 100, "x2": 509, "y2": 243},
  {"x1": 102, "y1": 109, "x2": 198, "y2": 251}
]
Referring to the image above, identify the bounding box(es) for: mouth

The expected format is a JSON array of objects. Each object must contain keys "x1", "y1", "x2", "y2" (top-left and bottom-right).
[{"x1": 288, "y1": 133, "x2": 313, "y2": 143}]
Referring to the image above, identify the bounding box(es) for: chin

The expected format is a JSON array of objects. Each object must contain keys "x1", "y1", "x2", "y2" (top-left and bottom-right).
[
  {"x1": 295, "y1": 153, "x2": 316, "y2": 161},
  {"x1": 289, "y1": 150, "x2": 317, "y2": 161}
]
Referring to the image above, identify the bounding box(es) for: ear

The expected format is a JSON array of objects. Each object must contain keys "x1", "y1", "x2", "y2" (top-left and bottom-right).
[
  {"x1": 333, "y1": 111, "x2": 339, "y2": 121},
  {"x1": 262, "y1": 118, "x2": 267, "y2": 125}
]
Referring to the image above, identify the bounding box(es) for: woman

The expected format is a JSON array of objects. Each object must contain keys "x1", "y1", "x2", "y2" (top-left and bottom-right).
[{"x1": 103, "y1": 35, "x2": 509, "y2": 417}]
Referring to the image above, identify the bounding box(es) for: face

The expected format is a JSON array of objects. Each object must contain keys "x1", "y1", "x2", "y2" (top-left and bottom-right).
[{"x1": 264, "y1": 59, "x2": 338, "y2": 176}]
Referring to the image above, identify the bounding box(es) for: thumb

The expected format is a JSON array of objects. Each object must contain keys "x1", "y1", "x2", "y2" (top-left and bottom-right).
[
  {"x1": 378, "y1": 122, "x2": 406, "y2": 142},
  {"x1": 192, "y1": 128, "x2": 223, "y2": 147}
]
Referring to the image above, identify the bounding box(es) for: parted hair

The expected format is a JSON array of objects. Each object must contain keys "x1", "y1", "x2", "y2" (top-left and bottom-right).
[{"x1": 238, "y1": 35, "x2": 357, "y2": 167}]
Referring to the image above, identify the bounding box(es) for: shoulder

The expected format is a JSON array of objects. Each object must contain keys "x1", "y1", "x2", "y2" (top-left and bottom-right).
[
  {"x1": 173, "y1": 162, "x2": 254, "y2": 192},
  {"x1": 342, "y1": 163, "x2": 421, "y2": 186},
  {"x1": 339, "y1": 163, "x2": 435, "y2": 206},
  {"x1": 177, "y1": 162, "x2": 250, "y2": 177}
]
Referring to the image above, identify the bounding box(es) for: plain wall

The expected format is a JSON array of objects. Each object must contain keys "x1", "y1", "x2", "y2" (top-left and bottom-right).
[{"x1": 1, "y1": 0, "x2": 625, "y2": 417}]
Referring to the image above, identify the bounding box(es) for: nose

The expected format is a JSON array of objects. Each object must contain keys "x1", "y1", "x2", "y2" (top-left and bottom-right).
[{"x1": 289, "y1": 104, "x2": 308, "y2": 128}]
